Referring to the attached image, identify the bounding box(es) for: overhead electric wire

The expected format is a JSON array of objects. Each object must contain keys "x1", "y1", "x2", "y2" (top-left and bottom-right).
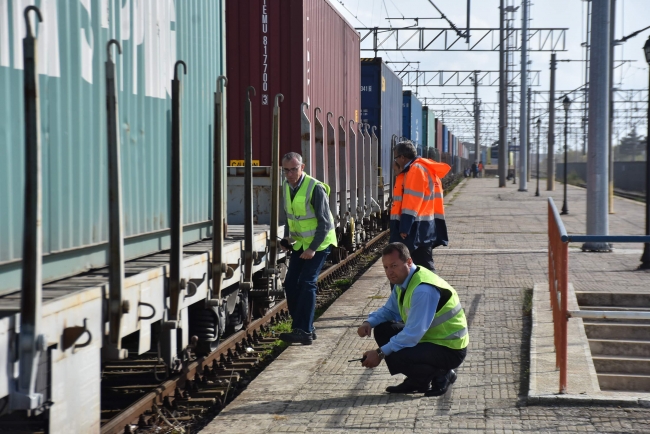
[
  {"x1": 425, "y1": 0, "x2": 467, "y2": 39},
  {"x1": 338, "y1": 0, "x2": 396, "y2": 63}
]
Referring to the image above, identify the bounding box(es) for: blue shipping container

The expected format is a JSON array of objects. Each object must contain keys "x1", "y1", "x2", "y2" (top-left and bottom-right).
[
  {"x1": 442, "y1": 125, "x2": 449, "y2": 153},
  {"x1": 361, "y1": 58, "x2": 403, "y2": 186},
  {"x1": 0, "y1": 0, "x2": 225, "y2": 294},
  {"x1": 421, "y1": 108, "x2": 427, "y2": 147},
  {"x1": 402, "y1": 90, "x2": 422, "y2": 146}
]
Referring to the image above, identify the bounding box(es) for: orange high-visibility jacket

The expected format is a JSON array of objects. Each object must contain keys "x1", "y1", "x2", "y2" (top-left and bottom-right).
[{"x1": 390, "y1": 158, "x2": 450, "y2": 250}]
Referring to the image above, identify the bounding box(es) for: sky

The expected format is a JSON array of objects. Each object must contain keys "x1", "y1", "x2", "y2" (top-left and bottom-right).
[{"x1": 330, "y1": 0, "x2": 649, "y2": 149}]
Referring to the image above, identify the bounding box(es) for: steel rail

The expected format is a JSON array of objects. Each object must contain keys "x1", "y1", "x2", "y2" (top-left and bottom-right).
[{"x1": 101, "y1": 230, "x2": 389, "y2": 434}]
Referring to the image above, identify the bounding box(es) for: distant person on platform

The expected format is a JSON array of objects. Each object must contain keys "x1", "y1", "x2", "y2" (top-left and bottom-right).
[
  {"x1": 471, "y1": 161, "x2": 478, "y2": 178},
  {"x1": 357, "y1": 243, "x2": 469, "y2": 396},
  {"x1": 391, "y1": 141, "x2": 450, "y2": 271},
  {"x1": 478, "y1": 161, "x2": 484, "y2": 178},
  {"x1": 279, "y1": 152, "x2": 337, "y2": 345}
]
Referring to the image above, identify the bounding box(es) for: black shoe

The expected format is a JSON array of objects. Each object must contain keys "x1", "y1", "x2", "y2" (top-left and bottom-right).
[
  {"x1": 425, "y1": 370, "x2": 457, "y2": 397},
  {"x1": 311, "y1": 327, "x2": 317, "y2": 340},
  {"x1": 385, "y1": 378, "x2": 430, "y2": 394},
  {"x1": 279, "y1": 329, "x2": 313, "y2": 345}
]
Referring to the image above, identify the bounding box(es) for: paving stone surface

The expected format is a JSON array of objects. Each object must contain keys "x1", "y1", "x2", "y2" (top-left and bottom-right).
[{"x1": 201, "y1": 178, "x2": 650, "y2": 433}]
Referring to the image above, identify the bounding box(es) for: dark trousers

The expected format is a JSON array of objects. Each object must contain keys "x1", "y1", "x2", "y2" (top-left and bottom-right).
[
  {"x1": 412, "y1": 244, "x2": 435, "y2": 272},
  {"x1": 374, "y1": 321, "x2": 467, "y2": 386},
  {"x1": 283, "y1": 246, "x2": 330, "y2": 333}
]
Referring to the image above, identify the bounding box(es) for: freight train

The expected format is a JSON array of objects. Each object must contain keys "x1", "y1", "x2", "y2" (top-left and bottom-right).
[{"x1": 0, "y1": 0, "x2": 468, "y2": 431}]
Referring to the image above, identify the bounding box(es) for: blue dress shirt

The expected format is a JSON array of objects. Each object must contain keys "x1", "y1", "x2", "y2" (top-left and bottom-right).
[{"x1": 366, "y1": 264, "x2": 441, "y2": 355}]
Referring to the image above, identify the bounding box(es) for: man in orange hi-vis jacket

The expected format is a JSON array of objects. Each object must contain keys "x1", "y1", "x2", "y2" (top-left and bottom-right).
[{"x1": 390, "y1": 141, "x2": 450, "y2": 271}]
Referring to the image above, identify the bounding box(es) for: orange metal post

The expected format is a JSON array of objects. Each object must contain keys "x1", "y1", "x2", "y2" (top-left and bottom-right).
[
  {"x1": 548, "y1": 200, "x2": 569, "y2": 394},
  {"x1": 559, "y1": 239, "x2": 568, "y2": 393}
]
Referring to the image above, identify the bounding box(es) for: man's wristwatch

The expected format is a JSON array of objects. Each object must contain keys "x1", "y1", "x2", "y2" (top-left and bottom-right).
[{"x1": 376, "y1": 348, "x2": 385, "y2": 360}]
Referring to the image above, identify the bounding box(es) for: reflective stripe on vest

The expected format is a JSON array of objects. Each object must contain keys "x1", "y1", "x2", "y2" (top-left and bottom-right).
[
  {"x1": 410, "y1": 159, "x2": 447, "y2": 222},
  {"x1": 285, "y1": 177, "x2": 318, "y2": 221},
  {"x1": 390, "y1": 173, "x2": 404, "y2": 219},
  {"x1": 400, "y1": 162, "x2": 435, "y2": 220},
  {"x1": 283, "y1": 174, "x2": 337, "y2": 252},
  {"x1": 396, "y1": 267, "x2": 469, "y2": 350}
]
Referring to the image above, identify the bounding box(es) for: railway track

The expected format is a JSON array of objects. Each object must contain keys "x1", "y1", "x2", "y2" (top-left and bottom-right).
[{"x1": 101, "y1": 230, "x2": 389, "y2": 434}]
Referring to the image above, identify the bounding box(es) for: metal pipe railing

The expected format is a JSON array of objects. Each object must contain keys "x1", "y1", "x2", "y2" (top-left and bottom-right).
[
  {"x1": 547, "y1": 198, "x2": 568, "y2": 393},
  {"x1": 547, "y1": 197, "x2": 650, "y2": 394}
]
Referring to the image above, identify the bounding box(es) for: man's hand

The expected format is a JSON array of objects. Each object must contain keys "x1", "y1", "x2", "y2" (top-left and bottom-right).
[
  {"x1": 357, "y1": 321, "x2": 372, "y2": 338},
  {"x1": 400, "y1": 232, "x2": 408, "y2": 239},
  {"x1": 361, "y1": 350, "x2": 381, "y2": 368},
  {"x1": 300, "y1": 248, "x2": 315, "y2": 259},
  {"x1": 279, "y1": 238, "x2": 291, "y2": 252}
]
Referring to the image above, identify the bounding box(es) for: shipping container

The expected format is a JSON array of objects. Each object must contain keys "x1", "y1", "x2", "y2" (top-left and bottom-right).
[
  {"x1": 442, "y1": 125, "x2": 449, "y2": 153},
  {"x1": 451, "y1": 135, "x2": 455, "y2": 158},
  {"x1": 435, "y1": 118, "x2": 443, "y2": 152},
  {"x1": 0, "y1": 0, "x2": 225, "y2": 294},
  {"x1": 360, "y1": 57, "x2": 402, "y2": 188},
  {"x1": 422, "y1": 107, "x2": 439, "y2": 160},
  {"x1": 422, "y1": 107, "x2": 429, "y2": 150},
  {"x1": 226, "y1": 0, "x2": 360, "y2": 169},
  {"x1": 402, "y1": 90, "x2": 422, "y2": 146}
]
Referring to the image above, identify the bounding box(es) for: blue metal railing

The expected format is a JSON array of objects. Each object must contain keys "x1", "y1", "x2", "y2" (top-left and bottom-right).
[
  {"x1": 548, "y1": 197, "x2": 650, "y2": 244},
  {"x1": 562, "y1": 235, "x2": 650, "y2": 243}
]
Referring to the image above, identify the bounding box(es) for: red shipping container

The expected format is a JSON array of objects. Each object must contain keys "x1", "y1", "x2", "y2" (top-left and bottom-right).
[
  {"x1": 226, "y1": 0, "x2": 361, "y2": 167},
  {"x1": 436, "y1": 119, "x2": 443, "y2": 152}
]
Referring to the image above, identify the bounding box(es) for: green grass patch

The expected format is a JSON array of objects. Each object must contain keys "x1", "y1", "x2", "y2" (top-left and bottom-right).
[
  {"x1": 333, "y1": 278, "x2": 352, "y2": 287},
  {"x1": 268, "y1": 320, "x2": 292, "y2": 334},
  {"x1": 259, "y1": 320, "x2": 292, "y2": 357}
]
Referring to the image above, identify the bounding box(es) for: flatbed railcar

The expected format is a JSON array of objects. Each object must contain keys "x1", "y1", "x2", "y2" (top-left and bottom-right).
[{"x1": 0, "y1": 1, "x2": 472, "y2": 431}]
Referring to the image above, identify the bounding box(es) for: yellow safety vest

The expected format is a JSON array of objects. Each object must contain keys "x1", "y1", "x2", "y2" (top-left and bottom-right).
[
  {"x1": 283, "y1": 174, "x2": 337, "y2": 252},
  {"x1": 396, "y1": 267, "x2": 469, "y2": 350}
]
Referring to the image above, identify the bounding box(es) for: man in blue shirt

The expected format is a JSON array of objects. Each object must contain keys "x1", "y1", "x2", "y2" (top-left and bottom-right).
[{"x1": 357, "y1": 243, "x2": 468, "y2": 396}]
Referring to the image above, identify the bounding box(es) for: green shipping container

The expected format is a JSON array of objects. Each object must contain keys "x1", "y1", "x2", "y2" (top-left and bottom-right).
[
  {"x1": 422, "y1": 106, "x2": 438, "y2": 161},
  {"x1": 0, "y1": 0, "x2": 225, "y2": 294}
]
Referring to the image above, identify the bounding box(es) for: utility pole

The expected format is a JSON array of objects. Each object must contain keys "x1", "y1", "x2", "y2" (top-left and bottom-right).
[
  {"x1": 527, "y1": 86, "x2": 532, "y2": 181},
  {"x1": 608, "y1": 0, "x2": 616, "y2": 214},
  {"x1": 518, "y1": 0, "x2": 529, "y2": 191},
  {"x1": 583, "y1": 0, "x2": 611, "y2": 252},
  {"x1": 583, "y1": 1, "x2": 591, "y2": 158},
  {"x1": 499, "y1": 0, "x2": 508, "y2": 186},
  {"x1": 474, "y1": 71, "x2": 480, "y2": 165},
  {"x1": 547, "y1": 53, "x2": 556, "y2": 191}
]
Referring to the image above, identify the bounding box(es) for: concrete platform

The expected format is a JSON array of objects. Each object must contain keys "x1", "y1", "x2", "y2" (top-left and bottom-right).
[{"x1": 202, "y1": 179, "x2": 650, "y2": 433}]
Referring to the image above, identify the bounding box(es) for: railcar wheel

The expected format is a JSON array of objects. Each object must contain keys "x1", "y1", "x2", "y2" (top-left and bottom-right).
[
  {"x1": 343, "y1": 219, "x2": 355, "y2": 253},
  {"x1": 188, "y1": 304, "x2": 224, "y2": 356},
  {"x1": 226, "y1": 291, "x2": 249, "y2": 333}
]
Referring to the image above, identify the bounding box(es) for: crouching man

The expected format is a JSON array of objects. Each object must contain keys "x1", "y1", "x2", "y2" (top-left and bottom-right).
[{"x1": 357, "y1": 242, "x2": 468, "y2": 396}]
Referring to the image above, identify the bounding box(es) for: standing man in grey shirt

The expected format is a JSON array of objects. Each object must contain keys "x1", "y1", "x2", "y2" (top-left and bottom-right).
[{"x1": 279, "y1": 152, "x2": 337, "y2": 345}]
